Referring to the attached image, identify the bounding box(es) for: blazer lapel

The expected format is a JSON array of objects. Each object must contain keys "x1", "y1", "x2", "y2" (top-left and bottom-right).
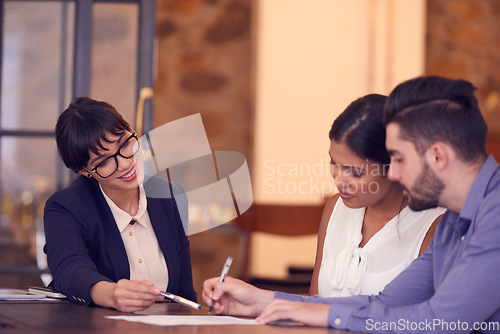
[{"x1": 89, "y1": 179, "x2": 130, "y2": 281}]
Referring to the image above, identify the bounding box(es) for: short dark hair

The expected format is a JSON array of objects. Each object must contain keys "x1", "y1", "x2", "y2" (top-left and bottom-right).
[
  {"x1": 329, "y1": 94, "x2": 389, "y2": 166},
  {"x1": 383, "y1": 76, "x2": 487, "y2": 163},
  {"x1": 55, "y1": 97, "x2": 130, "y2": 172}
]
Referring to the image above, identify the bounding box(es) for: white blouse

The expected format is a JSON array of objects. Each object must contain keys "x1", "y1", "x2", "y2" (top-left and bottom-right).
[
  {"x1": 317, "y1": 197, "x2": 445, "y2": 297},
  {"x1": 100, "y1": 184, "x2": 169, "y2": 290}
]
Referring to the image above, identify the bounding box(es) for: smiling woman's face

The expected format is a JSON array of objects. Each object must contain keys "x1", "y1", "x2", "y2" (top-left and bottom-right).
[
  {"x1": 80, "y1": 131, "x2": 144, "y2": 194},
  {"x1": 329, "y1": 139, "x2": 393, "y2": 209}
]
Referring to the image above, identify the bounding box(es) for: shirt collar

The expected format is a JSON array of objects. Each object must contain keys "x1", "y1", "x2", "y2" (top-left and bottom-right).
[
  {"x1": 99, "y1": 184, "x2": 148, "y2": 232},
  {"x1": 459, "y1": 155, "x2": 499, "y2": 223},
  {"x1": 448, "y1": 155, "x2": 499, "y2": 235}
]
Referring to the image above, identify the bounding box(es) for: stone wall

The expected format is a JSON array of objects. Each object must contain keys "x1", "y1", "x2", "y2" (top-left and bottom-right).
[
  {"x1": 426, "y1": 0, "x2": 500, "y2": 139},
  {"x1": 154, "y1": 0, "x2": 254, "y2": 158}
]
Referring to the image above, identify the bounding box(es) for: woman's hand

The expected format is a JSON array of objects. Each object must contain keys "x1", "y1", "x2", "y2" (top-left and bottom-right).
[
  {"x1": 257, "y1": 299, "x2": 330, "y2": 327},
  {"x1": 91, "y1": 279, "x2": 163, "y2": 312},
  {"x1": 202, "y1": 276, "x2": 274, "y2": 317}
]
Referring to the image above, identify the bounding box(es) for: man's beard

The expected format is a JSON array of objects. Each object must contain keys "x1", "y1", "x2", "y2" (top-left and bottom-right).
[{"x1": 404, "y1": 160, "x2": 445, "y2": 211}]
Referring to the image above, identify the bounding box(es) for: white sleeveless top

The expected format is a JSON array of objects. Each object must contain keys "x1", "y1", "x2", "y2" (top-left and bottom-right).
[{"x1": 317, "y1": 197, "x2": 445, "y2": 297}]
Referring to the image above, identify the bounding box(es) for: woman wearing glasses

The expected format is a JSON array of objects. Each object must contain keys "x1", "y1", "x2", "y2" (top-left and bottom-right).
[{"x1": 43, "y1": 97, "x2": 196, "y2": 312}]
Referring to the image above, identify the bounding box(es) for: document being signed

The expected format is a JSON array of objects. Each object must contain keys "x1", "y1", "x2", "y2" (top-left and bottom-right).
[{"x1": 107, "y1": 315, "x2": 260, "y2": 326}]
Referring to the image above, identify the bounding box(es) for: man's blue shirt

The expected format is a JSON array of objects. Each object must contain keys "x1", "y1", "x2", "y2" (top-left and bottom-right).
[{"x1": 277, "y1": 155, "x2": 500, "y2": 333}]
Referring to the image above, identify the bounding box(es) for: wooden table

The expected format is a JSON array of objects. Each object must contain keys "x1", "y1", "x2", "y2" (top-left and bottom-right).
[{"x1": 0, "y1": 299, "x2": 361, "y2": 334}]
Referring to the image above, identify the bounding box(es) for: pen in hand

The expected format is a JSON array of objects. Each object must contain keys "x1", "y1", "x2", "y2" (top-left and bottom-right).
[
  {"x1": 209, "y1": 256, "x2": 233, "y2": 313},
  {"x1": 160, "y1": 291, "x2": 202, "y2": 310}
]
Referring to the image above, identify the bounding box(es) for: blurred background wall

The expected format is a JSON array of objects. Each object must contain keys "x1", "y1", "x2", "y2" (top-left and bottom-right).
[{"x1": 1, "y1": 0, "x2": 499, "y2": 299}]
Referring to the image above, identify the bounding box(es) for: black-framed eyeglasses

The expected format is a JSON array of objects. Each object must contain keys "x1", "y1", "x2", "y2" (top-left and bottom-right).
[{"x1": 84, "y1": 133, "x2": 141, "y2": 178}]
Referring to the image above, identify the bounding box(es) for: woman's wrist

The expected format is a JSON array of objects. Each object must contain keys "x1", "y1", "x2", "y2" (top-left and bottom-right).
[{"x1": 90, "y1": 281, "x2": 116, "y2": 309}]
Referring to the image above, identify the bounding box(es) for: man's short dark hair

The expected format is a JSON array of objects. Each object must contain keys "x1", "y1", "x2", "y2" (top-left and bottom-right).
[
  {"x1": 383, "y1": 76, "x2": 487, "y2": 163},
  {"x1": 55, "y1": 97, "x2": 130, "y2": 172}
]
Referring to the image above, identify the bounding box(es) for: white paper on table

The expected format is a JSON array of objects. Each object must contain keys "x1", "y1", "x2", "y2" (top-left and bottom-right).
[
  {"x1": 106, "y1": 315, "x2": 260, "y2": 326},
  {"x1": 0, "y1": 289, "x2": 47, "y2": 300}
]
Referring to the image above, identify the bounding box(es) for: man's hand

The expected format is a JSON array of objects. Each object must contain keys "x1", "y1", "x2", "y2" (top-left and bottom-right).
[
  {"x1": 202, "y1": 276, "x2": 274, "y2": 317},
  {"x1": 256, "y1": 300, "x2": 330, "y2": 327}
]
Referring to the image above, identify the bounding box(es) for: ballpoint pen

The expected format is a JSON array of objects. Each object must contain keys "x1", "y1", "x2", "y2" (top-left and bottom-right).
[
  {"x1": 160, "y1": 291, "x2": 202, "y2": 310},
  {"x1": 209, "y1": 256, "x2": 233, "y2": 313}
]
